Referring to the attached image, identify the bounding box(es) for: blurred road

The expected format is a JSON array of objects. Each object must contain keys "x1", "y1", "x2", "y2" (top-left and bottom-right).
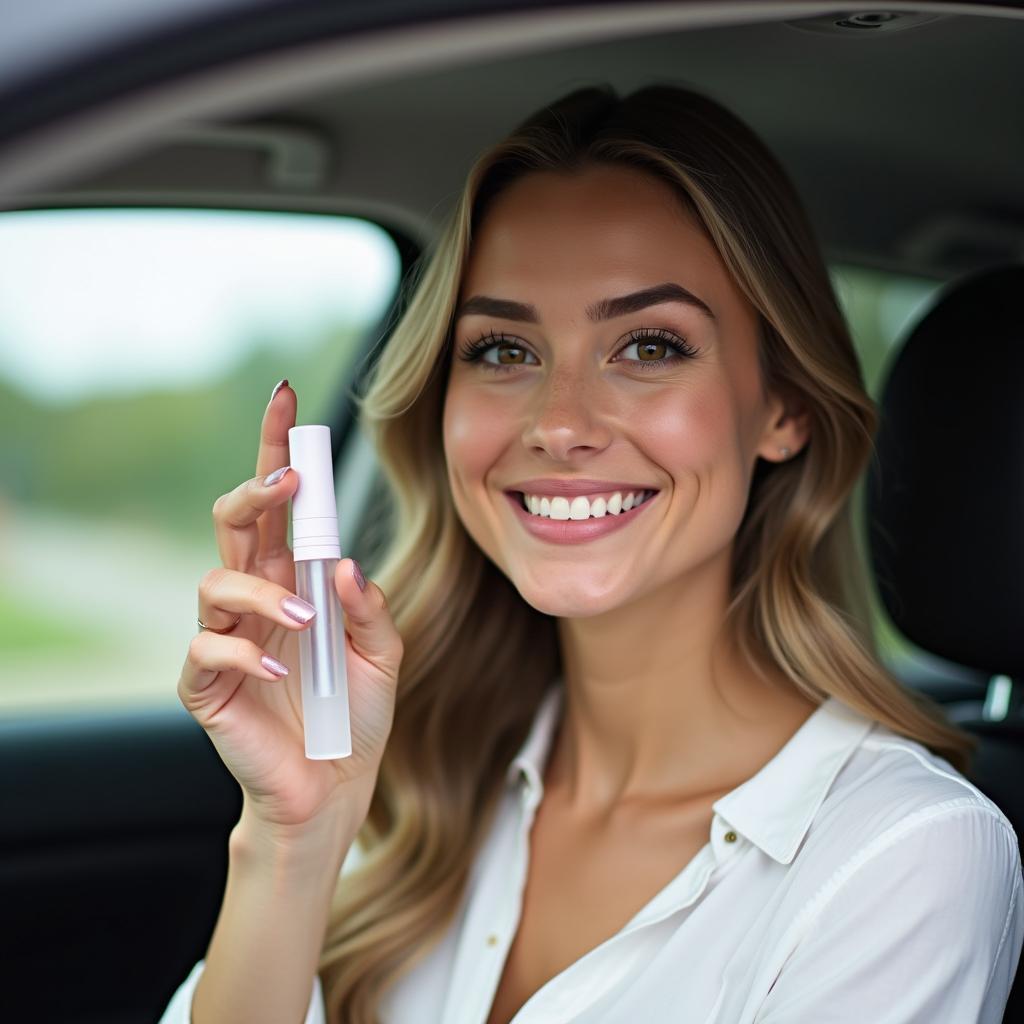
[{"x1": 0, "y1": 500, "x2": 213, "y2": 712}]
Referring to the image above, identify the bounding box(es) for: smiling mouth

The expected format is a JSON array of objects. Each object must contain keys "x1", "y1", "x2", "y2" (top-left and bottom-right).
[{"x1": 510, "y1": 489, "x2": 658, "y2": 518}]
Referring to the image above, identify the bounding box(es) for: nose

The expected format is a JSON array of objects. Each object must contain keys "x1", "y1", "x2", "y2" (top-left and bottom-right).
[{"x1": 519, "y1": 366, "x2": 615, "y2": 460}]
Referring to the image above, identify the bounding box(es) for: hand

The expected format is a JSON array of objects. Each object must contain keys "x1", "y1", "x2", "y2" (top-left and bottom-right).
[{"x1": 177, "y1": 382, "x2": 402, "y2": 842}]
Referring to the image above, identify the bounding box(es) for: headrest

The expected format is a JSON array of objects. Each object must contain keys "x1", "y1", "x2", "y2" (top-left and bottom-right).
[{"x1": 865, "y1": 264, "x2": 1024, "y2": 679}]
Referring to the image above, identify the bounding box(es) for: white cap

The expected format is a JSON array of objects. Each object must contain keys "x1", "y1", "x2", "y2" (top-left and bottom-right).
[{"x1": 288, "y1": 425, "x2": 341, "y2": 561}]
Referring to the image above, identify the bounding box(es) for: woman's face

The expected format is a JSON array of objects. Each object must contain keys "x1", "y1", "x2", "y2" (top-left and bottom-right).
[{"x1": 443, "y1": 163, "x2": 802, "y2": 619}]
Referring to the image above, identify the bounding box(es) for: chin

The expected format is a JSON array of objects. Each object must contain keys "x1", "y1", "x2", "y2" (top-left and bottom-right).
[{"x1": 510, "y1": 571, "x2": 629, "y2": 619}]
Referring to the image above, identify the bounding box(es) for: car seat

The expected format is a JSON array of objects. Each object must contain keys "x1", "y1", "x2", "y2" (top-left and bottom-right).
[{"x1": 865, "y1": 262, "x2": 1024, "y2": 1018}]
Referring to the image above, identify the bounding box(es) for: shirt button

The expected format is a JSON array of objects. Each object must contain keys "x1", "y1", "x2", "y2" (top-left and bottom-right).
[
  {"x1": 487, "y1": 934, "x2": 498, "y2": 946},
  {"x1": 724, "y1": 830, "x2": 737, "y2": 843}
]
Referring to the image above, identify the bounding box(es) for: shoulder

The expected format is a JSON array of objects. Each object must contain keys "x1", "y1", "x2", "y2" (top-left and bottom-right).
[
  {"x1": 754, "y1": 724, "x2": 1024, "y2": 1022},
  {"x1": 837, "y1": 721, "x2": 1014, "y2": 837},
  {"x1": 797, "y1": 721, "x2": 1020, "y2": 899}
]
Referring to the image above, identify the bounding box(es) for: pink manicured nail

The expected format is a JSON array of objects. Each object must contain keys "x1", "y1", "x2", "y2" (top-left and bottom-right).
[
  {"x1": 263, "y1": 466, "x2": 291, "y2": 487},
  {"x1": 352, "y1": 559, "x2": 366, "y2": 592},
  {"x1": 281, "y1": 595, "x2": 316, "y2": 623},
  {"x1": 261, "y1": 654, "x2": 289, "y2": 677}
]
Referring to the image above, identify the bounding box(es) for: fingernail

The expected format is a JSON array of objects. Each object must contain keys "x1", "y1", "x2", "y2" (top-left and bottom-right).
[
  {"x1": 269, "y1": 378, "x2": 289, "y2": 404},
  {"x1": 281, "y1": 595, "x2": 317, "y2": 623},
  {"x1": 263, "y1": 466, "x2": 291, "y2": 487},
  {"x1": 352, "y1": 559, "x2": 366, "y2": 592},
  {"x1": 261, "y1": 653, "x2": 289, "y2": 677}
]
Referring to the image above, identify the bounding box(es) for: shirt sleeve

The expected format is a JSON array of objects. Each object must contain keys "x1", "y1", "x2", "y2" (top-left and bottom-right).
[
  {"x1": 754, "y1": 805, "x2": 1024, "y2": 1024},
  {"x1": 155, "y1": 958, "x2": 325, "y2": 1024},
  {"x1": 155, "y1": 838, "x2": 366, "y2": 1024}
]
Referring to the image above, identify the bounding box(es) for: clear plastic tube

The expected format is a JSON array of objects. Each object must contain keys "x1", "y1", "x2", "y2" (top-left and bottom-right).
[
  {"x1": 288, "y1": 423, "x2": 352, "y2": 760},
  {"x1": 295, "y1": 558, "x2": 352, "y2": 759}
]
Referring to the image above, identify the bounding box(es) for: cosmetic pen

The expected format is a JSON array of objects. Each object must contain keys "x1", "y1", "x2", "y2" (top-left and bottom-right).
[{"x1": 287, "y1": 424, "x2": 353, "y2": 760}]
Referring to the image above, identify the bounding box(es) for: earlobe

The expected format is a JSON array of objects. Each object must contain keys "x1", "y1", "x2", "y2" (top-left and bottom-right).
[{"x1": 761, "y1": 394, "x2": 811, "y2": 462}]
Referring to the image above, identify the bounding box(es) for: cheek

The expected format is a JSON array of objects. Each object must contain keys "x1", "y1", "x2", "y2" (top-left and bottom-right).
[
  {"x1": 636, "y1": 382, "x2": 740, "y2": 469},
  {"x1": 443, "y1": 386, "x2": 510, "y2": 491},
  {"x1": 638, "y1": 382, "x2": 752, "y2": 544}
]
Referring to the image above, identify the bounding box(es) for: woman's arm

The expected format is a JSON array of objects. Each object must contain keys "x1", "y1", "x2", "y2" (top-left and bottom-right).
[
  {"x1": 189, "y1": 805, "x2": 363, "y2": 1024},
  {"x1": 156, "y1": 817, "x2": 366, "y2": 1024},
  {"x1": 753, "y1": 804, "x2": 1023, "y2": 1023}
]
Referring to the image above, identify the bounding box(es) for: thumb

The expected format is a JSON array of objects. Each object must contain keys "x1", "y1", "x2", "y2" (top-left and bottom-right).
[{"x1": 334, "y1": 557, "x2": 403, "y2": 677}]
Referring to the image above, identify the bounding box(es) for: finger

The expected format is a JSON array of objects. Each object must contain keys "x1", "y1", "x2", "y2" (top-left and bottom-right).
[
  {"x1": 212, "y1": 466, "x2": 299, "y2": 573},
  {"x1": 198, "y1": 566, "x2": 318, "y2": 632},
  {"x1": 197, "y1": 609, "x2": 243, "y2": 635},
  {"x1": 255, "y1": 379, "x2": 297, "y2": 564},
  {"x1": 333, "y1": 558, "x2": 404, "y2": 678},
  {"x1": 180, "y1": 632, "x2": 291, "y2": 703}
]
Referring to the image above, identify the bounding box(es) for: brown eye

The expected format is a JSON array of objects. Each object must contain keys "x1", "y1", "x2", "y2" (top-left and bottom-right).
[
  {"x1": 637, "y1": 340, "x2": 668, "y2": 361},
  {"x1": 618, "y1": 329, "x2": 699, "y2": 370},
  {"x1": 457, "y1": 332, "x2": 539, "y2": 373},
  {"x1": 496, "y1": 345, "x2": 528, "y2": 365}
]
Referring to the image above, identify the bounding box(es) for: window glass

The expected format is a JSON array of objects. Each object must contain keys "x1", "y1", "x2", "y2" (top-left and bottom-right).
[
  {"x1": 0, "y1": 209, "x2": 400, "y2": 713},
  {"x1": 830, "y1": 263, "x2": 943, "y2": 396},
  {"x1": 830, "y1": 263, "x2": 959, "y2": 681}
]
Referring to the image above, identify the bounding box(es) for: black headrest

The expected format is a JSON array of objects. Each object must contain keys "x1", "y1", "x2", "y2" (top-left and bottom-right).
[{"x1": 865, "y1": 264, "x2": 1024, "y2": 679}]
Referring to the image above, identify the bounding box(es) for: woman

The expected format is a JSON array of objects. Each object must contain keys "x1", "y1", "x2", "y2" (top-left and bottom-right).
[{"x1": 161, "y1": 84, "x2": 1022, "y2": 1024}]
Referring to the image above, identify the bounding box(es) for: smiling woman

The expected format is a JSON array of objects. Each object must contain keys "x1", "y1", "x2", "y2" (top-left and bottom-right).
[{"x1": 159, "y1": 83, "x2": 1022, "y2": 1024}]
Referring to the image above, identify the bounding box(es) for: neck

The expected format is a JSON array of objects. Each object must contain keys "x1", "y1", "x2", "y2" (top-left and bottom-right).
[{"x1": 550, "y1": 551, "x2": 815, "y2": 816}]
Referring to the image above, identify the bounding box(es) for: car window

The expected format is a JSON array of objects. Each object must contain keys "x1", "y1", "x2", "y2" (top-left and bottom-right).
[
  {"x1": 830, "y1": 263, "x2": 944, "y2": 396},
  {"x1": 829, "y1": 262, "x2": 950, "y2": 679},
  {"x1": 0, "y1": 208, "x2": 401, "y2": 714}
]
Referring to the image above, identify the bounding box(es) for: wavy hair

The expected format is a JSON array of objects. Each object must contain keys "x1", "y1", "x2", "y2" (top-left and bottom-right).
[{"x1": 316, "y1": 82, "x2": 976, "y2": 1023}]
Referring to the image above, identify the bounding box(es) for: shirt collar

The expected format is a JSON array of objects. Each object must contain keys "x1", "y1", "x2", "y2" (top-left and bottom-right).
[
  {"x1": 505, "y1": 683, "x2": 565, "y2": 792},
  {"x1": 712, "y1": 694, "x2": 875, "y2": 864},
  {"x1": 505, "y1": 679, "x2": 875, "y2": 865}
]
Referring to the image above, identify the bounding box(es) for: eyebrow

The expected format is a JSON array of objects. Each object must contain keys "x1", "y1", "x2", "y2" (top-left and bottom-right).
[{"x1": 453, "y1": 281, "x2": 716, "y2": 324}]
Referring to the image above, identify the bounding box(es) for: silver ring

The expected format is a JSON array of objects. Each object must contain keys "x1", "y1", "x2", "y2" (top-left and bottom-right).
[{"x1": 197, "y1": 614, "x2": 243, "y2": 635}]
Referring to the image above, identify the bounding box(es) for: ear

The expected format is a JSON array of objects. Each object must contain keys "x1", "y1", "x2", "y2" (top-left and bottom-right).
[{"x1": 756, "y1": 387, "x2": 811, "y2": 463}]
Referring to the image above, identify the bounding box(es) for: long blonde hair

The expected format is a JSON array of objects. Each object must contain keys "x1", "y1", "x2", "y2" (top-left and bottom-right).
[{"x1": 318, "y1": 82, "x2": 975, "y2": 1023}]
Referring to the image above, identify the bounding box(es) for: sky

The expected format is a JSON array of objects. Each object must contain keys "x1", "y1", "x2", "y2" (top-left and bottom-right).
[{"x1": 0, "y1": 208, "x2": 401, "y2": 402}]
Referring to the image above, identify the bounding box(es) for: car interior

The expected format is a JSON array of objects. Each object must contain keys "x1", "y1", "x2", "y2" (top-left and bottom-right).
[{"x1": 1, "y1": 2, "x2": 1022, "y2": 1021}]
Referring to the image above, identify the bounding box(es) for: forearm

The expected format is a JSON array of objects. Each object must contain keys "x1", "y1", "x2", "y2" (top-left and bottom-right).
[{"x1": 192, "y1": 807, "x2": 362, "y2": 1024}]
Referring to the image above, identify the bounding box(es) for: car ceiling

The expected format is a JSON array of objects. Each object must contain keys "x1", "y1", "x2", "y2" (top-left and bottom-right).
[{"x1": 1, "y1": 2, "x2": 1023, "y2": 282}]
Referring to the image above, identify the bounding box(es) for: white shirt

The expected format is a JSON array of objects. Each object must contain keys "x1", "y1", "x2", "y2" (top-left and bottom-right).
[{"x1": 159, "y1": 683, "x2": 1024, "y2": 1023}]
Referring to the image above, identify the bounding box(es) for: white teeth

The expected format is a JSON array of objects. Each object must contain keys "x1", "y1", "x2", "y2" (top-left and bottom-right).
[{"x1": 522, "y1": 490, "x2": 653, "y2": 520}]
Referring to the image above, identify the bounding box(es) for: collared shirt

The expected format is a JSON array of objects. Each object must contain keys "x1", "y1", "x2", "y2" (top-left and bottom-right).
[{"x1": 159, "y1": 682, "x2": 1023, "y2": 1023}]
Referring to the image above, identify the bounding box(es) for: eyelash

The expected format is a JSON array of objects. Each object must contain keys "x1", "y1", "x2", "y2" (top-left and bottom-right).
[{"x1": 456, "y1": 327, "x2": 699, "y2": 374}]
